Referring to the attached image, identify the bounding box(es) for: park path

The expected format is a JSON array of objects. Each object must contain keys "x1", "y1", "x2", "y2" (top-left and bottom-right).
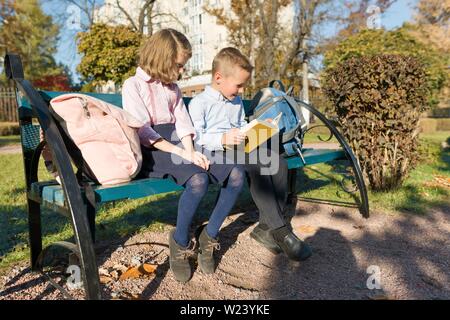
[
  {"x1": 1, "y1": 198, "x2": 448, "y2": 300},
  {"x1": 0, "y1": 145, "x2": 21, "y2": 155}
]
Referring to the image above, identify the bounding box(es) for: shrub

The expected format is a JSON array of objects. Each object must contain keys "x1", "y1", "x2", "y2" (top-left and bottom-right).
[
  {"x1": 0, "y1": 122, "x2": 20, "y2": 136},
  {"x1": 323, "y1": 54, "x2": 428, "y2": 191}
]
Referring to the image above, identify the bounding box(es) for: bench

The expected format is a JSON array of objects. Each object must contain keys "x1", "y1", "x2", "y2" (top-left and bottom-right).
[{"x1": 4, "y1": 53, "x2": 369, "y2": 300}]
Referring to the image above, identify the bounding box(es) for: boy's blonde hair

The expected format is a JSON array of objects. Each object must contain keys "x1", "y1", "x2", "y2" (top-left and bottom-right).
[
  {"x1": 212, "y1": 47, "x2": 254, "y2": 77},
  {"x1": 139, "y1": 29, "x2": 192, "y2": 83}
]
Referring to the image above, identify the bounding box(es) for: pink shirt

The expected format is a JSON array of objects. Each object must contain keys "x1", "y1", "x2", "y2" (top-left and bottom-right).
[{"x1": 122, "y1": 67, "x2": 196, "y2": 147}]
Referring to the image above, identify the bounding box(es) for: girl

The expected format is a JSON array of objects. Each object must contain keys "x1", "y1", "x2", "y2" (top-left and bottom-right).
[{"x1": 122, "y1": 29, "x2": 245, "y2": 283}]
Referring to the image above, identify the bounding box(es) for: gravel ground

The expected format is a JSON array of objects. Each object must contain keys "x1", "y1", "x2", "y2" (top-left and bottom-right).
[{"x1": 1, "y1": 198, "x2": 449, "y2": 300}]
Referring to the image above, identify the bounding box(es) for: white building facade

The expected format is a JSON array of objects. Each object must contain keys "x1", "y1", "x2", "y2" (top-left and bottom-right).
[{"x1": 94, "y1": 0, "x2": 297, "y2": 95}]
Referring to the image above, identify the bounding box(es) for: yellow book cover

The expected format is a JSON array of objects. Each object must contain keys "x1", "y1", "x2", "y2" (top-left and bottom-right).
[{"x1": 225, "y1": 113, "x2": 282, "y2": 153}]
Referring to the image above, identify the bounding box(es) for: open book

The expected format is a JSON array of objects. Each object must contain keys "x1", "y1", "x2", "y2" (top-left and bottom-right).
[{"x1": 225, "y1": 112, "x2": 282, "y2": 153}]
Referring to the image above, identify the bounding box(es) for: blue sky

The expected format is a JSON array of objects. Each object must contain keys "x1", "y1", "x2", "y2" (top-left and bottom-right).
[{"x1": 43, "y1": 0, "x2": 418, "y2": 83}]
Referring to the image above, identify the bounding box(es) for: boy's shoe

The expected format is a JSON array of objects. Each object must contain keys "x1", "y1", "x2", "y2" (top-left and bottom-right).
[
  {"x1": 250, "y1": 223, "x2": 283, "y2": 255},
  {"x1": 250, "y1": 223, "x2": 312, "y2": 261},
  {"x1": 196, "y1": 225, "x2": 220, "y2": 274},
  {"x1": 271, "y1": 225, "x2": 312, "y2": 261},
  {"x1": 169, "y1": 229, "x2": 194, "y2": 283}
]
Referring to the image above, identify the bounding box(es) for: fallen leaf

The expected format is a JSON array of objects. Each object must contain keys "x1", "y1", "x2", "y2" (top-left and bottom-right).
[
  {"x1": 140, "y1": 263, "x2": 157, "y2": 275},
  {"x1": 119, "y1": 264, "x2": 157, "y2": 280},
  {"x1": 119, "y1": 267, "x2": 141, "y2": 280},
  {"x1": 296, "y1": 225, "x2": 317, "y2": 234},
  {"x1": 99, "y1": 275, "x2": 113, "y2": 284},
  {"x1": 120, "y1": 291, "x2": 141, "y2": 300},
  {"x1": 423, "y1": 175, "x2": 450, "y2": 189}
]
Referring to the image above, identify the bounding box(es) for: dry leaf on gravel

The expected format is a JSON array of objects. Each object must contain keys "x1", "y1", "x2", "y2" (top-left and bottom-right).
[
  {"x1": 119, "y1": 264, "x2": 157, "y2": 280},
  {"x1": 296, "y1": 225, "x2": 317, "y2": 234},
  {"x1": 99, "y1": 275, "x2": 113, "y2": 284}
]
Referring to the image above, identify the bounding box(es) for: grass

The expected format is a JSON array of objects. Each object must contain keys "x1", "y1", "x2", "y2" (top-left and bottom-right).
[
  {"x1": 0, "y1": 131, "x2": 448, "y2": 274},
  {"x1": 295, "y1": 131, "x2": 450, "y2": 215}
]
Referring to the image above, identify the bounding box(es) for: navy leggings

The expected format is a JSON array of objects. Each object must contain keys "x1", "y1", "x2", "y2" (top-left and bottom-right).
[{"x1": 173, "y1": 166, "x2": 245, "y2": 247}]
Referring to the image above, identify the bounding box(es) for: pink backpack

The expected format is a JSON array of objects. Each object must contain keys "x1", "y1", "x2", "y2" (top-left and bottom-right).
[{"x1": 48, "y1": 93, "x2": 143, "y2": 185}]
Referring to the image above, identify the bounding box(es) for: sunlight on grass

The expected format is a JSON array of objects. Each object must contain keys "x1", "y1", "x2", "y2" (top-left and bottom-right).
[{"x1": 296, "y1": 131, "x2": 450, "y2": 215}]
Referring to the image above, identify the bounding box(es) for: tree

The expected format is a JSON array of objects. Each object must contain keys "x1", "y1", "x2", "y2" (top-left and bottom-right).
[
  {"x1": 204, "y1": 0, "x2": 261, "y2": 89},
  {"x1": 95, "y1": 0, "x2": 183, "y2": 36},
  {"x1": 76, "y1": 23, "x2": 142, "y2": 86},
  {"x1": 405, "y1": 0, "x2": 449, "y2": 108},
  {"x1": 0, "y1": 0, "x2": 63, "y2": 83},
  {"x1": 324, "y1": 28, "x2": 448, "y2": 108},
  {"x1": 204, "y1": 0, "x2": 334, "y2": 98},
  {"x1": 406, "y1": 0, "x2": 449, "y2": 54}
]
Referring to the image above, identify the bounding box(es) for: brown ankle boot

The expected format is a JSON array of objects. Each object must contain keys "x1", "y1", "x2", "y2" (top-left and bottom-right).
[
  {"x1": 169, "y1": 229, "x2": 195, "y2": 283},
  {"x1": 196, "y1": 225, "x2": 220, "y2": 274}
]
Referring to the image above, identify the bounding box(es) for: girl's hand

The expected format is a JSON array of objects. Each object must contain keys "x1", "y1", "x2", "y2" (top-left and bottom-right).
[{"x1": 181, "y1": 150, "x2": 210, "y2": 170}]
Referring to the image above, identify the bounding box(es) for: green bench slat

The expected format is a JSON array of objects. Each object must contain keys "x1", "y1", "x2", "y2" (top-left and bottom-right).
[
  {"x1": 286, "y1": 148, "x2": 346, "y2": 169},
  {"x1": 31, "y1": 148, "x2": 346, "y2": 209},
  {"x1": 31, "y1": 177, "x2": 184, "y2": 208}
]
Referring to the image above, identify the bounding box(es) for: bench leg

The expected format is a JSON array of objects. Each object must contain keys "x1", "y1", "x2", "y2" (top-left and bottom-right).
[
  {"x1": 86, "y1": 202, "x2": 96, "y2": 243},
  {"x1": 27, "y1": 198, "x2": 42, "y2": 271},
  {"x1": 287, "y1": 169, "x2": 297, "y2": 205}
]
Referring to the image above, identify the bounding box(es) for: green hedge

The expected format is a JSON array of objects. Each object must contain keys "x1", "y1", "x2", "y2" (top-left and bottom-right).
[{"x1": 0, "y1": 122, "x2": 20, "y2": 136}]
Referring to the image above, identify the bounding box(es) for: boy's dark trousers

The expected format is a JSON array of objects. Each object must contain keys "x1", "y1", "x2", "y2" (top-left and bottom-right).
[
  {"x1": 222, "y1": 141, "x2": 289, "y2": 229},
  {"x1": 244, "y1": 154, "x2": 288, "y2": 229}
]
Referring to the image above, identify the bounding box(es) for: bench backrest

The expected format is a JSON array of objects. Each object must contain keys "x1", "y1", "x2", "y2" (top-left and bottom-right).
[
  {"x1": 16, "y1": 90, "x2": 253, "y2": 180},
  {"x1": 19, "y1": 91, "x2": 253, "y2": 116}
]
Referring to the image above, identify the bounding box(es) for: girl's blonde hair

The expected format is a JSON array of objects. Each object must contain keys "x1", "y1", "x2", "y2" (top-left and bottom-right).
[{"x1": 139, "y1": 29, "x2": 192, "y2": 84}]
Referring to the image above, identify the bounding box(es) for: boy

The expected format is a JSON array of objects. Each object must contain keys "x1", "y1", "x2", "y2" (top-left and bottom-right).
[{"x1": 188, "y1": 47, "x2": 311, "y2": 261}]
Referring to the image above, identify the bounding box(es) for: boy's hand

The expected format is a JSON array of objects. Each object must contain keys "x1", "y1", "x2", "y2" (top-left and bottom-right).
[{"x1": 222, "y1": 128, "x2": 246, "y2": 145}]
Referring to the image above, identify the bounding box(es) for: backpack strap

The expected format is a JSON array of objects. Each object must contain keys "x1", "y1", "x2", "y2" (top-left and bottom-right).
[{"x1": 268, "y1": 80, "x2": 286, "y2": 92}]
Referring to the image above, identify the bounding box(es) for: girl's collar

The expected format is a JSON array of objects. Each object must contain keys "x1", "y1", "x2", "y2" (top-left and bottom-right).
[
  {"x1": 136, "y1": 67, "x2": 175, "y2": 89},
  {"x1": 136, "y1": 67, "x2": 154, "y2": 82}
]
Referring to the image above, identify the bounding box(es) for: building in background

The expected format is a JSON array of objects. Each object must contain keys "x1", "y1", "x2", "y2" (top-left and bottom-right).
[
  {"x1": 94, "y1": 0, "x2": 309, "y2": 96},
  {"x1": 94, "y1": 0, "x2": 230, "y2": 94}
]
